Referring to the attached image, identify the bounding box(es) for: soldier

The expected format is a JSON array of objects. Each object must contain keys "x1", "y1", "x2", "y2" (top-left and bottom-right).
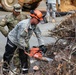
[
  {"x1": 0, "y1": 3, "x2": 27, "y2": 37},
  {"x1": 0, "y1": 3, "x2": 28, "y2": 74},
  {"x1": 46, "y1": 0, "x2": 60, "y2": 23},
  {"x1": 2, "y1": 10, "x2": 47, "y2": 75}
]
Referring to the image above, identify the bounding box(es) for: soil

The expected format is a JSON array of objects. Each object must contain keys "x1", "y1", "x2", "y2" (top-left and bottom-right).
[{"x1": 57, "y1": 0, "x2": 76, "y2": 12}]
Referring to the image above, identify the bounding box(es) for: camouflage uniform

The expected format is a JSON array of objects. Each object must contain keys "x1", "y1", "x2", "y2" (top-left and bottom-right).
[{"x1": 0, "y1": 4, "x2": 27, "y2": 37}]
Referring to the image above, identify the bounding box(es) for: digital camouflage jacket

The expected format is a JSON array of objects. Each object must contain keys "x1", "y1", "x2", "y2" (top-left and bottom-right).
[{"x1": 0, "y1": 13, "x2": 27, "y2": 37}]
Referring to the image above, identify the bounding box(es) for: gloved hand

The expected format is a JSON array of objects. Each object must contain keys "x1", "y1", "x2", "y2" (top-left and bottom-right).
[
  {"x1": 25, "y1": 47, "x2": 29, "y2": 52},
  {"x1": 39, "y1": 45, "x2": 47, "y2": 53}
]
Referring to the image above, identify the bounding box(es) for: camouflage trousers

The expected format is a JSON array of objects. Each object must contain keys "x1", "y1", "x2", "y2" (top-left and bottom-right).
[{"x1": 13, "y1": 45, "x2": 30, "y2": 69}]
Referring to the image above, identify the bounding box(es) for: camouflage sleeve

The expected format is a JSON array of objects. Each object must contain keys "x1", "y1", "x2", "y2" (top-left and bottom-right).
[
  {"x1": 21, "y1": 13, "x2": 28, "y2": 19},
  {"x1": 0, "y1": 15, "x2": 7, "y2": 27},
  {"x1": 24, "y1": 14, "x2": 28, "y2": 19},
  {"x1": 0, "y1": 26, "x2": 8, "y2": 37}
]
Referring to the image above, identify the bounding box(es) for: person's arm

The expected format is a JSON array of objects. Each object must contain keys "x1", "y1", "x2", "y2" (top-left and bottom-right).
[
  {"x1": 33, "y1": 26, "x2": 47, "y2": 53},
  {"x1": 33, "y1": 26, "x2": 44, "y2": 46},
  {"x1": 0, "y1": 19, "x2": 6, "y2": 27},
  {"x1": 0, "y1": 26, "x2": 8, "y2": 37},
  {"x1": 0, "y1": 17, "x2": 8, "y2": 37},
  {"x1": 23, "y1": 13, "x2": 28, "y2": 19}
]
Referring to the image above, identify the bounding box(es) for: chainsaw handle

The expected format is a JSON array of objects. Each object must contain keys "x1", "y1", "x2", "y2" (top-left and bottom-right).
[{"x1": 24, "y1": 51, "x2": 31, "y2": 57}]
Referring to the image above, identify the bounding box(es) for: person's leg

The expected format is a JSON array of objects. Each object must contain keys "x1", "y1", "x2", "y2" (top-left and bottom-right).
[
  {"x1": 51, "y1": 3, "x2": 56, "y2": 22},
  {"x1": 3, "y1": 39, "x2": 17, "y2": 75},
  {"x1": 46, "y1": 3, "x2": 51, "y2": 22},
  {"x1": 13, "y1": 48, "x2": 20, "y2": 67},
  {"x1": 19, "y1": 49, "x2": 29, "y2": 74}
]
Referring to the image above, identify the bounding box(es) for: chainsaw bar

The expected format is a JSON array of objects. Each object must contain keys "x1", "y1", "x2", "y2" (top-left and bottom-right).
[{"x1": 40, "y1": 57, "x2": 53, "y2": 62}]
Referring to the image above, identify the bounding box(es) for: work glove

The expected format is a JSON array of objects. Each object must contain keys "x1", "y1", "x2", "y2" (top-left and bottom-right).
[
  {"x1": 25, "y1": 47, "x2": 29, "y2": 52},
  {"x1": 39, "y1": 45, "x2": 47, "y2": 53}
]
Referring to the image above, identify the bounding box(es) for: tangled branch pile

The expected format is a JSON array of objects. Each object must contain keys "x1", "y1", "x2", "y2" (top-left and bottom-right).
[
  {"x1": 44, "y1": 13, "x2": 76, "y2": 75},
  {"x1": 25, "y1": 10, "x2": 76, "y2": 75},
  {"x1": 29, "y1": 13, "x2": 76, "y2": 75},
  {"x1": 50, "y1": 13, "x2": 76, "y2": 38},
  {"x1": 38, "y1": 39, "x2": 76, "y2": 75},
  {"x1": 32, "y1": 13, "x2": 76, "y2": 75}
]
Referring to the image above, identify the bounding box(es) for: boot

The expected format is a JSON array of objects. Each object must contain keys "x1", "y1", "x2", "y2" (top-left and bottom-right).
[
  {"x1": 3, "y1": 68, "x2": 9, "y2": 75},
  {"x1": 21, "y1": 68, "x2": 28, "y2": 74},
  {"x1": 52, "y1": 19, "x2": 56, "y2": 23},
  {"x1": 2, "y1": 62, "x2": 9, "y2": 75}
]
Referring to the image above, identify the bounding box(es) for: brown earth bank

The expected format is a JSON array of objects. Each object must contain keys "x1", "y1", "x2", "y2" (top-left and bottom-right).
[{"x1": 57, "y1": 0, "x2": 76, "y2": 12}]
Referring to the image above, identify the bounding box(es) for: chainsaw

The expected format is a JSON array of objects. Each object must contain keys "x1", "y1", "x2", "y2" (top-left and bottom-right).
[{"x1": 24, "y1": 46, "x2": 53, "y2": 62}]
